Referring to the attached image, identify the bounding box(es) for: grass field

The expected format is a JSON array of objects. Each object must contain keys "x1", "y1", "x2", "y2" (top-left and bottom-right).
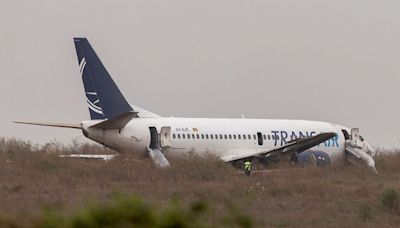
[{"x1": 1, "y1": 137, "x2": 400, "y2": 227}]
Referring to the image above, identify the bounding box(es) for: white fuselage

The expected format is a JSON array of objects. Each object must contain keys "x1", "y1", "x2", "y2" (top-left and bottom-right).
[{"x1": 82, "y1": 118, "x2": 349, "y2": 164}]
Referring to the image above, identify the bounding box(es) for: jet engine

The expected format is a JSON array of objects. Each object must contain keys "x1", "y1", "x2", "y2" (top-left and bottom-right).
[{"x1": 296, "y1": 151, "x2": 331, "y2": 166}]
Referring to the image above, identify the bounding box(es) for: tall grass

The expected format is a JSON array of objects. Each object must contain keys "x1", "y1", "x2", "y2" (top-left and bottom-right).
[{"x1": 1, "y1": 137, "x2": 400, "y2": 227}]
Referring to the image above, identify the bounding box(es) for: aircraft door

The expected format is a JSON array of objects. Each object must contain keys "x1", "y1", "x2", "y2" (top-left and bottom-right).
[
  {"x1": 257, "y1": 132, "x2": 263, "y2": 146},
  {"x1": 351, "y1": 128, "x2": 360, "y2": 140},
  {"x1": 149, "y1": 127, "x2": 158, "y2": 149},
  {"x1": 160, "y1": 127, "x2": 172, "y2": 148}
]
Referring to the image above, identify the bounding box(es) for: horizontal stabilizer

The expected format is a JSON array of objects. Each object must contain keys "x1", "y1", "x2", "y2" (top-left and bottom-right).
[
  {"x1": 13, "y1": 121, "x2": 81, "y2": 129},
  {"x1": 90, "y1": 112, "x2": 138, "y2": 130}
]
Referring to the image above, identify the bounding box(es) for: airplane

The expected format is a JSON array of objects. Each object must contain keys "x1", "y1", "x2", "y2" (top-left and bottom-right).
[{"x1": 15, "y1": 38, "x2": 377, "y2": 172}]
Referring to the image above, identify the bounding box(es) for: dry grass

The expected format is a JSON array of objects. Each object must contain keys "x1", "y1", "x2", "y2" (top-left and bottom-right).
[{"x1": 1, "y1": 137, "x2": 400, "y2": 227}]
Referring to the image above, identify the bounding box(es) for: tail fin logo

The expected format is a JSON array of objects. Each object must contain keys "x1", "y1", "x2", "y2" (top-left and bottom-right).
[
  {"x1": 79, "y1": 58, "x2": 87, "y2": 76},
  {"x1": 86, "y1": 92, "x2": 103, "y2": 115},
  {"x1": 80, "y1": 57, "x2": 103, "y2": 115},
  {"x1": 74, "y1": 37, "x2": 133, "y2": 119}
]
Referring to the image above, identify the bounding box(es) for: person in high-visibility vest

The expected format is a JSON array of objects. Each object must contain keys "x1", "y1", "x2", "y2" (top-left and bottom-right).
[{"x1": 244, "y1": 161, "x2": 252, "y2": 176}]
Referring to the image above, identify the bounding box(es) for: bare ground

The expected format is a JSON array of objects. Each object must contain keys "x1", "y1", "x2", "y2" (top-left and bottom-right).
[{"x1": 1, "y1": 137, "x2": 400, "y2": 227}]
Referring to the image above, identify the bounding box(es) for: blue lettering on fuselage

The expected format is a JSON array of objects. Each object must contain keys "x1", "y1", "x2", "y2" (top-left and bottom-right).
[
  {"x1": 271, "y1": 131, "x2": 280, "y2": 145},
  {"x1": 270, "y1": 130, "x2": 339, "y2": 148},
  {"x1": 324, "y1": 134, "x2": 339, "y2": 147}
]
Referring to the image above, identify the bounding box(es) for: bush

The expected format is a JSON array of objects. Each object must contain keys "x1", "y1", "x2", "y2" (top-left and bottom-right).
[
  {"x1": 36, "y1": 197, "x2": 252, "y2": 228},
  {"x1": 381, "y1": 188, "x2": 400, "y2": 213},
  {"x1": 359, "y1": 204, "x2": 372, "y2": 221}
]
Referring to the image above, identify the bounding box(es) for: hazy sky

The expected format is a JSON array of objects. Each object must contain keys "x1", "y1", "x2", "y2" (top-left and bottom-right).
[{"x1": 1, "y1": 0, "x2": 400, "y2": 148}]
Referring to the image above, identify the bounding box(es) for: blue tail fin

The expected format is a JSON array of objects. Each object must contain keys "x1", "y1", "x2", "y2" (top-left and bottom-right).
[{"x1": 74, "y1": 38, "x2": 133, "y2": 120}]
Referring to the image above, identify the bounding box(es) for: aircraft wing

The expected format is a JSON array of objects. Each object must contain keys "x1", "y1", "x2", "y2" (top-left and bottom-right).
[{"x1": 221, "y1": 132, "x2": 336, "y2": 162}]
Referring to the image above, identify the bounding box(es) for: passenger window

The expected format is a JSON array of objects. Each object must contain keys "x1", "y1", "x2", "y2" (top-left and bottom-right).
[
  {"x1": 233, "y1": 135, "x2": 236, "y2": 139},
  {"x1": 177, "y1": 134, "x2": 181, "y2": 139},
  {"x1": 187, "y1": 134, "x2": 190, "y2": 139},
  {"x1": 206, "y1": 134, "x2": 209, "y2": 139},
  {"x1": 229, "y1": 134, "x2": 232, "y2": 139},
  {"x1": 173, "y1": 134, "x2": 176, "y2": 139},
  {"x1": 219, "y1": 134, "x2": 223, "y2": 139},
  {"x1": 215, "y1": 134, "x2": 218, "y2": 139},
  {"x1": 192, "y1": 134, "x2": 195, "y2": 139},
  {"x1": 238, "y1": 135, "x2": 241, "y2": 139},
  {"x1": 268, "y1": 135, "x2": 271, "y2": 140},
  {"x1": 210, "y1": 134, "x2": 213, "y2": 139},
  {"x1": 253, "y1": 135, "x2": 256, "y2": 140},
  {"x1": 243, "y1": 135, "x2": 246, "y2": 140},
  {"x1": 224, "y1": 135, "x2": 227, "y2": 139},
  {"x1": 196, "y1": 134, "x2": 200, "y2": 139},
  {"x1": 201, "y1": 134, "x2": 204, "y2": 139},
  {"x1": 263, "y1": 135, "x2": 266, "y2": 140},
  {"x1": 182, "y1": 134, "x2": 185, "y2": 139},
  {"x1": 248, "y1": 135, "x2": 251, "y2": 140}
]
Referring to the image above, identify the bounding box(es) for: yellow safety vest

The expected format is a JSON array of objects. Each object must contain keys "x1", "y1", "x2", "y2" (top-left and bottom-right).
[{"x1": 244, "y1": 162, "x2": 252, "y2": 171}]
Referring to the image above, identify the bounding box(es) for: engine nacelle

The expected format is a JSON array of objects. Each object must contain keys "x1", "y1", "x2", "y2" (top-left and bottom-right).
[{"x1": 296, "y1": 151, "x2": 331, "y2": 166}]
